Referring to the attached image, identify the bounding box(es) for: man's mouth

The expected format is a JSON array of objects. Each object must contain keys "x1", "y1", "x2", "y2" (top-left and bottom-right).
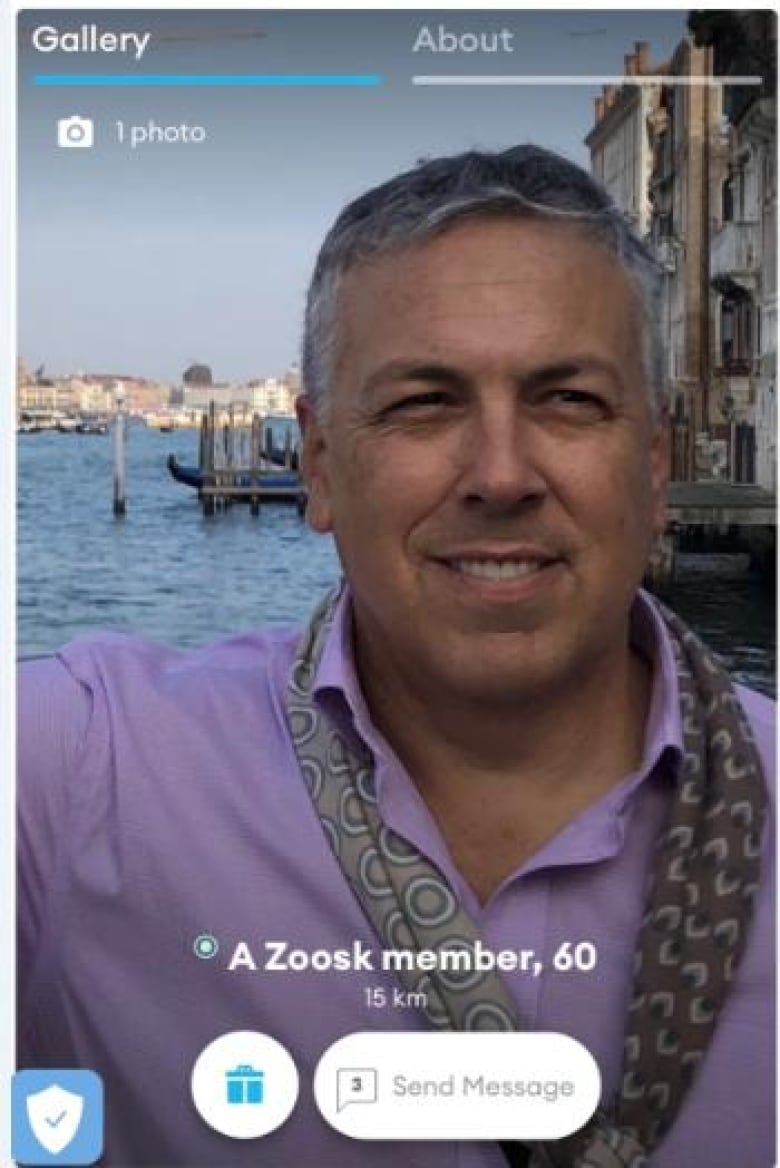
[{"x1": 449, "y1": 558, "x2": 547, "y2": 582}]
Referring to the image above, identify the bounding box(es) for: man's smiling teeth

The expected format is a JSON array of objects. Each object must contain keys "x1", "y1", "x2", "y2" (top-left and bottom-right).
[{"x1": 451, "y1": 559, "x2": 545, "y2": 581}]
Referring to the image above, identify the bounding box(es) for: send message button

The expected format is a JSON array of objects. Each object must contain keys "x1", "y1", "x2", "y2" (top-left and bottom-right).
[{"x1": 314, "y1": 1032, "x2": 600, "y2": 1140}]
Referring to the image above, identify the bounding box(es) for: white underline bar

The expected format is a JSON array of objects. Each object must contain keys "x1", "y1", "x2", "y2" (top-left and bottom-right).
[{"x1": 412, "y1": 74, "x2": 763, "y2": 87}]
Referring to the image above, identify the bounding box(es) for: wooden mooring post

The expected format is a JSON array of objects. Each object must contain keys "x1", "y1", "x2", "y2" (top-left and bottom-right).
[
  {"x1": 200, "y1": 403, "x2": 216, "y2": 516},
  {"x1": 250, "y1": 413, "x2": 262, "y2": 516},
  {"x1": 113, "y1": 382, "x2": 127, "y2": 517},
  {"x1": 195, "y1": 406, "x2": 305, "y2": 517},
  {"x1": 645, "y1": 529, "x2": 676, "y2": 593}
]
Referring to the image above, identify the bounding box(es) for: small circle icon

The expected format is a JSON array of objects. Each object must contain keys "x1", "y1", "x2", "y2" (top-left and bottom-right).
[
  {"x1": 193, "y1": 933, "x2": 219, "y2": 960},
  {"x1": 191, "y1": 1031, "x2": 299, "y2": 1139}
]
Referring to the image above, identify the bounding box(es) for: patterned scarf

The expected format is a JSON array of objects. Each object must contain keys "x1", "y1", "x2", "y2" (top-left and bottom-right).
[{"x1": 285, "y1": 587, "x2": 766, "y2": 1167}]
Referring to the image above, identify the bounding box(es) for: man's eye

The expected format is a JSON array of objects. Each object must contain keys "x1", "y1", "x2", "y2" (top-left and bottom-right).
[
  {"x1": 543, "y1": 389, "x2": 609, "y2": 416},
  {"x1": 384, "y1": 391, "x2": 453, "y2": 414},
  {"x1": 549, "y1": 389, "x2": 599, "y2": 404}
]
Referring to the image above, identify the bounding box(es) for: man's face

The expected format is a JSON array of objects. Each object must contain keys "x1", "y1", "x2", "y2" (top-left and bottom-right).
[{"x1": 298, "y1": 217, "x2": 668, "y2": 706}]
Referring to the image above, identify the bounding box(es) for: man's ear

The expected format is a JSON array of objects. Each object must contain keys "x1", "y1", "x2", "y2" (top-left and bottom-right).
[{"x1": 295, "y1": 394, "x2": 333, "y2": 533}]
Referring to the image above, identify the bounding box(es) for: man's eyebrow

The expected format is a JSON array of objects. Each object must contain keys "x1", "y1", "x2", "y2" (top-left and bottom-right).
[
  {"x1": 521, "y1": 359, "x2": 625, "y2": 393},
  {"x1": 361, "y1": 361, "x2": 467, "y2": 396},
  {"x1": 361, "y1": 357, "x2": 625, "y2": 397}
]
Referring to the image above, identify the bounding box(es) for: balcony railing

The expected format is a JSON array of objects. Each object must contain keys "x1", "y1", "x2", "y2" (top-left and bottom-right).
[
  {"x1": 710, "y1": 221, "x2": 760, "y2": 283},
  {"x1": 715, "y1": 356, "x2": 760, "y2": 378}
]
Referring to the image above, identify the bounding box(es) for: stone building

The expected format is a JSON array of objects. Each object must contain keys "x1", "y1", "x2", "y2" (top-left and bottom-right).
[
  {"x1": 589, "y1": 18, "x2": 777, "y2": 485},
  {"x1": 690, "y1": 10, "x2": 777, "y2": 489},
  {"x1": 586, "y1": 36, "x2": 723, "y2": 478},
  {"x1": 586, "y1": 42, "x2": 664, "y2": 238},
  {"x1": 645, "y1": 35, "x2": 723, "y2": 468}
]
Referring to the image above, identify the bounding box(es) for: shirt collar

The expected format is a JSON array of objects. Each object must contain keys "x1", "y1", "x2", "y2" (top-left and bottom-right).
[
  {"x1": 311, "y1": 584, "x2": 385, "y2": 757},
  {"x1": 632, "y1": 588, "x2": 685, "y2": 776},
  {"x1": 312, "y1": 585, "x2": 685, "y2": 781}
]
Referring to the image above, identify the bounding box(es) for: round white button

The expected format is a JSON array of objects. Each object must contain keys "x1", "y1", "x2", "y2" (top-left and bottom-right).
[{"x1": 191, "y1": 1030, "x2": 299, "y2": 1139}]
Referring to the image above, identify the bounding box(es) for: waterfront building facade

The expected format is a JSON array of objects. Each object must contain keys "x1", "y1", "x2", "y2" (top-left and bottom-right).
[
  {"x1": 586, "y1": 42, "x2": 663, "y2": 239},
  {"x1": 648, "y1": 37, "x2": 722, "y2": 476},
  {"x1": 696, "y1": 11, "x2": 777, "y2": 491},
  {"x1": 180, "y1": 365, "x2": 299, "y2": 419},
  {"x1": 587, "y1": 20, "x2": 777, "y2": 488},
  {"x1": 17, "y1": 369, "x2": 171, "y2": 420}
]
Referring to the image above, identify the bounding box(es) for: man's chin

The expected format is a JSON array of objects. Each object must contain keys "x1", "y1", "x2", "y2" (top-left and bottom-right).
[{"x1": 421, "y1": 634, "x2": 582, "y2": 708}]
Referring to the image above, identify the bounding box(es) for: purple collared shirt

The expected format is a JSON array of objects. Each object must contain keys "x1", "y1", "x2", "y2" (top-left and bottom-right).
[{"x1": 18, "y1": 590, "x2": 775, "y2": 1168}]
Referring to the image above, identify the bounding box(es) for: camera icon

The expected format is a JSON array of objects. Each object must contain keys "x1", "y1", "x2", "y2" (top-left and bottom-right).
[{"x1": 57, "y1": 116, "x2": 94, "y2": 149}]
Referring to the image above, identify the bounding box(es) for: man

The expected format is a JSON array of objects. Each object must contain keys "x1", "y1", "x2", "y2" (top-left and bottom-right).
[{"x1": 18, "y1": 147, "x2": 774, "y2": 1168}]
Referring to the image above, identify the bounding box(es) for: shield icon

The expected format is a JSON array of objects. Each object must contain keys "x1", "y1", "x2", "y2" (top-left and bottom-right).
[{"x1": 26, "y1": 1083, "x2": 84, "y2": 1155}]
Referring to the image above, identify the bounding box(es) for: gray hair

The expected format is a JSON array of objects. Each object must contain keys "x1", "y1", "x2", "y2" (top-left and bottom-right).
[{"x1": 302, "y1": 145, "x2": 666, "y2": 418}]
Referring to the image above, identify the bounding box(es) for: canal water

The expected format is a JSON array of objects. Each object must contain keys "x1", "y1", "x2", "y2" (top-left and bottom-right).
[{"x1": 17, "y1": 427, "x2": 776, "y2": 697}]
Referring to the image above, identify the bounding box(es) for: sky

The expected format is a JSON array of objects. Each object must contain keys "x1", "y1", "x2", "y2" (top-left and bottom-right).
[{"x1": 18, "y1": 8, "x2": 690, "y2": 384}]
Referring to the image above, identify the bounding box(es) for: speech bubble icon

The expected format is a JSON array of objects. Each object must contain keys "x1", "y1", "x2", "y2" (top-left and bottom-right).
[{"x1": 336, "y1": 1068, "x2": 378, "y2": 1111}]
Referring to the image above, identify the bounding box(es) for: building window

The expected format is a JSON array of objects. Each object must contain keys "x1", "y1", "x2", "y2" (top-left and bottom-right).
[
  {"x1": 721, "y1": 295, "x2": 755, "y2": 370},
  {"x1": 656, "y1": 210, "x2": 673, "y2": 239},
  {"x1": 722, "y1": 167, "x2": 746, "y2": 222}
]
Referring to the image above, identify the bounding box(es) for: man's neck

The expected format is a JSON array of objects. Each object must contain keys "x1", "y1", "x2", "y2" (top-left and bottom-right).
[{"x1": 354, "y1": 631, "x2": 653, "y2": 902}]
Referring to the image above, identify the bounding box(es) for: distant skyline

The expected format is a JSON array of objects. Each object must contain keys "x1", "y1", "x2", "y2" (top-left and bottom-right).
[{"x1": 19, "y1": 8, "x2": 690, "y2": 383}]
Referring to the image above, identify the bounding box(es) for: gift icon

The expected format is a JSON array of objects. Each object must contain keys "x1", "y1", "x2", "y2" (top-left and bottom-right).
[{"x1": 225, "y1": 1065, "x2": 264, "y2": 1105}]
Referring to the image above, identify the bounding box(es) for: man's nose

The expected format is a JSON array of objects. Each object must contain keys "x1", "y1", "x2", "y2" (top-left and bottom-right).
[{"x1": 455, "y1": 403, "x2": 547, "y2": 511}]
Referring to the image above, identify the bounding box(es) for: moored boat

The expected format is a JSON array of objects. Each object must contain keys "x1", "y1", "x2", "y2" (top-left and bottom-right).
[{"x1": 167, "y1": 454, "x2": 305, "y2": 505}]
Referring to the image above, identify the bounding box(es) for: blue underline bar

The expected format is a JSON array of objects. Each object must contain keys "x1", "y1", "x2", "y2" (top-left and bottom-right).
[{"x1": 33, "y1": 73, "x2": 383, "y2": 87}]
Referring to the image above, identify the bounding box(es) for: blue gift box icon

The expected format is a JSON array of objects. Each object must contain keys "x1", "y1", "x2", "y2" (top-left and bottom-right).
[{"x1": 226, "y1": 1065, "x2": 264, "y2": 1105}]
